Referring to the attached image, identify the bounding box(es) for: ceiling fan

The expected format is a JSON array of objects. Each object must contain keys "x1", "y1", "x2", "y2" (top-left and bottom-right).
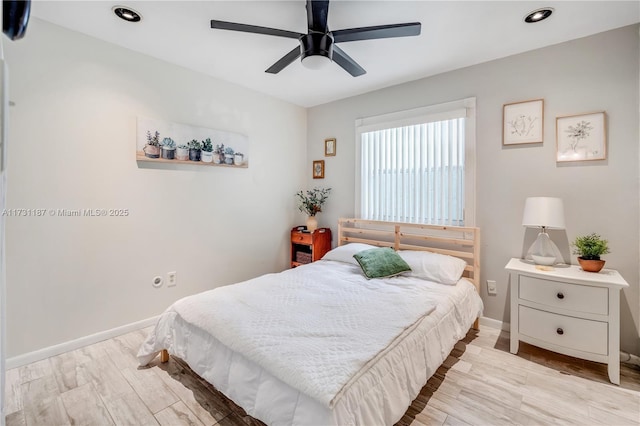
[{"x1": 210, "y1": 0, "x2": 421, "y2": 77}]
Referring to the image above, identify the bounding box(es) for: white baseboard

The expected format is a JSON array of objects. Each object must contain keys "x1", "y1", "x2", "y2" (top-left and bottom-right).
[
  {"x1": 6, "y1": 316, "x2": 159, "y2": 369},
  {"x1": 479, "y1": 316, "x2": 510, "y2": 332}
]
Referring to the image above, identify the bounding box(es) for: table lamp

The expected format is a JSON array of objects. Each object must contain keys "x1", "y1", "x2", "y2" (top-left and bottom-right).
[{"x1": 522, "y1": 197, "x2": 565, "y2": 265}]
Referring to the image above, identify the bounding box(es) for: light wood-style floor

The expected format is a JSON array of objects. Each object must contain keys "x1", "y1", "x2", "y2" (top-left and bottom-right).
[{"x1": 5, "y1": 326, "x2": 640, "y2": 426}]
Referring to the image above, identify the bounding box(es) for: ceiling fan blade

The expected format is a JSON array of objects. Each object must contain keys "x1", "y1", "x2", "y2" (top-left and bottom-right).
[
  {"x1": 306, "y1": 0, "x2": 329, "y2": 33},
  {"x1": 211, "y1": 20, "x2": 303, "y2": 39},
  {"x1": 265, "y1": 46, "x2": 302, "y2": 74},
  {"x1": 333, "y1": 22, "x2": 421, "y2": 43},
  {"x1": 332, "y1": 46, "x2": 366, "y2": 77}
]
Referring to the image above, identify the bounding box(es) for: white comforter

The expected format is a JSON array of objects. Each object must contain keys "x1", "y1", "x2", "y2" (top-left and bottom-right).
[{"x1": 139, "y1": 261, "x2": 438, "y2": 407}]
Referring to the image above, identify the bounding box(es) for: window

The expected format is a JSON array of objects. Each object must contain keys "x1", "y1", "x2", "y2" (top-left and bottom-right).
[{"x1": 355, "y1": 98, "x2": 476, "y2": 226}]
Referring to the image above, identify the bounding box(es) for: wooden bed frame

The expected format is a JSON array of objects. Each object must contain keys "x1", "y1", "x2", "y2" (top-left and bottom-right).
[
  {"x1": 158, "y1": 218, "x2": 481, "y2": 363},
  {"x1": 338, "y1": 218, "x2": 481, "y2": 328}
]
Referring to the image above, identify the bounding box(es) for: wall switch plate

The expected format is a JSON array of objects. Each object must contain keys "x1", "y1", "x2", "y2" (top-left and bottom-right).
[
  {"x1": 487, "y1": 280, "x2": 497, "y2": 295},
  {"x1": 167, "y1": 271, "x2": 177, "y2": 287}
]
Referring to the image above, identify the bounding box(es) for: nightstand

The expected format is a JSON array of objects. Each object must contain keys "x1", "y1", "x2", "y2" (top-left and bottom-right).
[
  {"x1": 290, "y1": 227, "x2": 332, "y2": 268},
  {"x1": 505, "y1": 258, "x2": 629, "y2": 384}
]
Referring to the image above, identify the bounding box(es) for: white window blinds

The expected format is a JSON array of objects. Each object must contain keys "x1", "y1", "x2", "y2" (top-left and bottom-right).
[{"x1": 356, "y1": 98, "x2": 475, "y2": 226}]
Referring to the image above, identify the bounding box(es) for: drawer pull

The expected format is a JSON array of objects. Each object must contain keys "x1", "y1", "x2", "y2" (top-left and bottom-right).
[
  {"x1": 556, "y1": 328, "x2": 564, "y2": 335},
  {"x1": 298, "y1": 236, "x2": 303, "y2": 241},
  {"x1": 556, "y1": 292, "x2": 564, "y2": 299}
]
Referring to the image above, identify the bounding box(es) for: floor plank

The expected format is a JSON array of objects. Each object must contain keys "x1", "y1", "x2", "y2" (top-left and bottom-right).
[
  {"x1": 20, "y1": 375, "x2": 69, "y2": 426},
  {"x1": 155, "y1": 401, "x2": 204, "y2": 426},
  {"x1": 60, "y1": 383, "x2": 114, "y2": 426}
]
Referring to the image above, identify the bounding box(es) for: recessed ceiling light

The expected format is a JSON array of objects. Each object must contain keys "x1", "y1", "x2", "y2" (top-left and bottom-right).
[
  {"x1": 524, "y1": 8, "x2": 553, "y2": 23},
  {"x1": 113, "y1": 6, "x2": 141, "y2": 22}
]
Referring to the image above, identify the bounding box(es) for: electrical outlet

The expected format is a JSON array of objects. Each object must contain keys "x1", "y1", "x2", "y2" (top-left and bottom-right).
[
  {"x1": 487, "y1": 280, "x2": 497, "y2": 295},
  {"x1": 167, "y1": 271, "x2": 177, "y2": 287},
  {"x1": 152, "y1": 276, "x2": 163, "y2": 288}
]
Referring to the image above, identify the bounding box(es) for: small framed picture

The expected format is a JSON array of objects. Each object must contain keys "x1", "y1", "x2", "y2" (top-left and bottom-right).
[
  {"x1": 503, "y1": 99, "x2": 544, "y2": 145},
  {"x1": 313, "y1": 160, "x2": 325, "y2": 179},
  {"x1": 556, "y1": 112, "x2": 606, "y2": 162},
  {"x1": 324, "y1": 138, "x2": 336, "y2": 156}
]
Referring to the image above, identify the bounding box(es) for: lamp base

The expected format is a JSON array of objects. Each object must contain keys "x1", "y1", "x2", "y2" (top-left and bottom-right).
[{"x1": 526, "y1": 231, "x2": 563, "y2": 265}]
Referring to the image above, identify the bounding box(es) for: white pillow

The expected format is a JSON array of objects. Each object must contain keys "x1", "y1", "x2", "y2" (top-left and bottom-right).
[
  {"x1": 397, "y1": 250, "x2": 467, "y2": 285},
  {"x1": 321, "y1": 243, "x2": 378, "y2": 265}
]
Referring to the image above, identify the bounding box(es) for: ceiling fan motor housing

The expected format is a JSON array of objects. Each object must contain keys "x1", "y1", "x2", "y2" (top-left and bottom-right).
[{"x1": 300, "y1": 32, "x2": 334, "y2": 60}]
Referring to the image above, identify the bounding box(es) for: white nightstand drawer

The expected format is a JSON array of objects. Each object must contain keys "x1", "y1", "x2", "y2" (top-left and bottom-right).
[
  {"x1": 519, "y1": 306, "x2": 608, "y2": 355},
  {"x1": 519, "y1": 275, "x2": 608, "y2": 315}
]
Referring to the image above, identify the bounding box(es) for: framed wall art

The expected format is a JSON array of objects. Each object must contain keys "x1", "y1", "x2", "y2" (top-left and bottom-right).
[
  {"x1": 503, "y1": 99, "x2": 544, "y2": 145},
  {"x1": 136, "y1": 117, "x2": 249, "y2": 167},
  {"x1": 313, "y1": 160, "x2": 325, "y2": 179},
  {"x1": 325, "y1": 138, "x2": 336, "y2": 156},
  {"x1": 556, "y1": 112, "x2": 606, "y2": 162}
]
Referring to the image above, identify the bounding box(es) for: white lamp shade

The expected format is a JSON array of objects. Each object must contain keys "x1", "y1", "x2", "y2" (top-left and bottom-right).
[{"x1": 522, "y1": 197, "x2": 566, "y2": 229}]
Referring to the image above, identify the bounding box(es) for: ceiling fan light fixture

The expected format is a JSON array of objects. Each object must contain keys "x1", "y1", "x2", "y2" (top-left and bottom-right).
[
  {"x1": 302, "y1": 55, "x2": 332, "y2": 70},
  {"x1": 524, "y1": 8, "x2": 553, "y2": 23},
  {"x1": 300, "y1": 33, "x2": 333, "y2": 70},
  {"x1": 113, "y1": 6, "x2": 142, "y2": 22}
]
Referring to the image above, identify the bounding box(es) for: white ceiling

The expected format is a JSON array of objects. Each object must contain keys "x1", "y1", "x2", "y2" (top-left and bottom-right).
[{"x1": 32, "y1": 1, "x2": 639, "y2": 107}]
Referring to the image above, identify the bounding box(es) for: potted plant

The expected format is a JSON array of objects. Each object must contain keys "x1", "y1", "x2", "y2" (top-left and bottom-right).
[
  {"x1": 224, "y1": 146, "x2": 235, "y2": 165},
  {"x1": 176, "y1": 143, "x2": 189, "y2": 161},
  {"x1": 572, "y1": 233, "x2": 610, "y2": 272},
  {"x1": 213, "y1": 144, "x2": 224, "y2": 164},
  {"x1": 201, "y1": 138, "x2": 213, "y2": 163},
  {"x1": 234, "y1": 151, "x2": 244, "y2": 166},
  {"x1": 188, "y1": 139, "x2": 202, "y2": 161},
  {"x1": 295, "y1": 187, "x2": 331, "y2": 232},
  {"x1": 143, "y1": 130, "x2": 161, "y2": 158},
  {"x1": 161, "y1": 137, "x2": 176, "y2": 160}
]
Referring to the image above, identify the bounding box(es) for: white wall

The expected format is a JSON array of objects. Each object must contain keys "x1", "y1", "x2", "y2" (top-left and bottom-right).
[
  {"x1": 4, "y1": 18, "x2": 307, "y2": 357},
  {"x1": 308, "y1": 25, "x2": 640, "y2": 355}
]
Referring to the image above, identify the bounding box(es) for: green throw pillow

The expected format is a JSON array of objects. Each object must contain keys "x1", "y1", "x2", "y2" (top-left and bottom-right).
[{"x1": 353, "y1": 247, "x2": 412, "y2": 279}]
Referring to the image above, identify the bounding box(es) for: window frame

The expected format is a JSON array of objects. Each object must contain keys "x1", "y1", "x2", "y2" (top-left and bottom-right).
[{"x1": 354, "y1": 97, "x2": 476, "y2": 226}]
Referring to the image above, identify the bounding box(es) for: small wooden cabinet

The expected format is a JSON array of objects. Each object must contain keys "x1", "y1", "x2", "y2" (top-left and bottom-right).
[
  {"x1": 290, "y1": 227, "x2": 332, "y2": 268},
  {"x1": 505, "y1": 258, "x2": 629, "y2": 384}
]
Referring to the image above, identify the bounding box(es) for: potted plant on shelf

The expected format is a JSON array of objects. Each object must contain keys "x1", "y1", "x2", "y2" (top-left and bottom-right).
[
  {"x1": 572, "y1": 233, "x2": 610, "y2": 272},
  {"x1": 224, "y1": 146, "x2": 235, "y2": 165},
  {"x1": 188, "y1": 139, "x2": 202, "y2": 161},
  {"x1": 213, "y1": 144, "x2": 224, "y2": 164},
  {"x1": 295, "y1": 187, "x2": 331, "y2": 232},
  {"x1": 234, "y1": 151, "x2": 244, "y2": 166},
  {"x1": 161, "y1": 137, "x2": 176, "y2": 160},
  {"x1": 143, "y1": 130, "x2": 161, "y2": 158},
  {"x1": 201, "y1": 138, "x2": 214, "y2": 163},
  {"x1": 176, "y1": 143, "x2": 189, "y2": 161}
]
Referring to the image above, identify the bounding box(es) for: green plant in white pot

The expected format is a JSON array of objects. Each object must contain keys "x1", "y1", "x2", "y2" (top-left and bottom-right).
[
  {"x1": 224, "y1": 146, "x2": 235, "y2": 165},
  {"x1": 572, "y1": 233, "x2": 610, "y2": 272},
  {"x1": 176, "y1": 143, "x2": 189, "y2": 161},
  {"x1": 234, "y1": 151, "x2": 244, "y2": 166},
  {"x1": 201, "y1": 138, "x2": 214, "y2": 163}
]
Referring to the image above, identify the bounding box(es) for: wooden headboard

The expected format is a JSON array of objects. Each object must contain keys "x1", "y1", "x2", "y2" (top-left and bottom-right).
[{"x1": 338, "y1": 218, "x2": 481, "y2": 292}]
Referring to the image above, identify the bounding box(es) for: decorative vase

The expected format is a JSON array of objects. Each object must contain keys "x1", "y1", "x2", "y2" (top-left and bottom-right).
[
  {"x1": 143, "y1": 144, "x2": 160, "y2": 158},
  {"x1": 213, "y1": 153, "x2": 223, "y2": 164},
  {"x1": 224, "y1": 154, "x2": 234, "y2": 165},
  {"x1": 161, "y1": 147, "x2": 176, "y2": 160},
  {"x1": 306, "y1": 216, "x2": 318, "y2": 232},
  {"x1": 189, "y1": 148, "x2": 201, "y2": 161},
  {"x1": 578, "y1": 257, "x2": 605, "y2": 273},
  {"x1": 176, "y1": 147, "x2": 189, "y2": 161},
  {"x1": 201, "y1": 151, "x2": 213, "y2": 163},
  {"x1": 234, "y1": 153, "x2": 244, "y2": 165}
]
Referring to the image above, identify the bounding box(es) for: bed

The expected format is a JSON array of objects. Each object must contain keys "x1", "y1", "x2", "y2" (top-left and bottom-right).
[{"x1": 138, "y1": 219, "x2": 483, "y2": 425}]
